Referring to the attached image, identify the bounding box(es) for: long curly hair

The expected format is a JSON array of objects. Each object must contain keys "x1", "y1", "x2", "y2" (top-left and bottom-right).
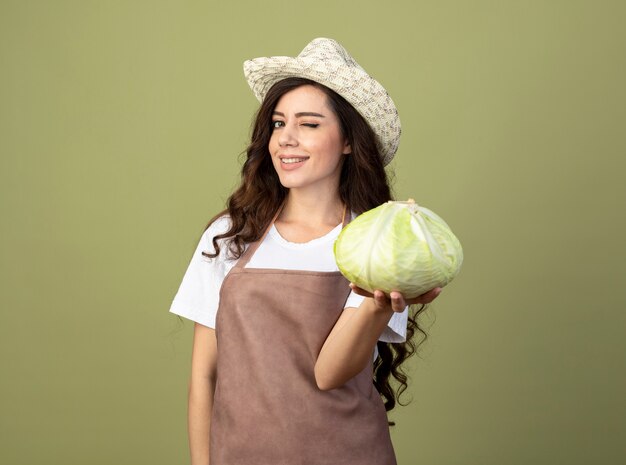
[{"x1": 203, "y1": 77, "x2": 430, "y2": 424}]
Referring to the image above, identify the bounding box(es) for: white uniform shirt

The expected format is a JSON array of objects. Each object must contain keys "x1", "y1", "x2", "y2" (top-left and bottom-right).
[{"x1": 169, "y1": 215, "x2": 409, "y2": 360}]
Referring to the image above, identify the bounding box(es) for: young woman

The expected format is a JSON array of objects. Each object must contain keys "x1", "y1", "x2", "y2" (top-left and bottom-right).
[{"x1": 170, "y1": 38, "x2": 441, "y2": 465}]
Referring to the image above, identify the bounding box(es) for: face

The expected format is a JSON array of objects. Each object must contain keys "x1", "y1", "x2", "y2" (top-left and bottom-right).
[{"x1": 268, "y1": 85, "x2": 351, "y2": 193}]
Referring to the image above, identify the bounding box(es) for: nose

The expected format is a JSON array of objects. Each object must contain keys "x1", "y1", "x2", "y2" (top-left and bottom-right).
[{"x1": 277, "y1": 121, "x2": 298, "y2": 147}]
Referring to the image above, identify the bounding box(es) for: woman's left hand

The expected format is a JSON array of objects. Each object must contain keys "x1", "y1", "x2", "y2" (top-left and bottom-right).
[{"x1": 349, "y1": 283, "x2": 442, "y2": 313}]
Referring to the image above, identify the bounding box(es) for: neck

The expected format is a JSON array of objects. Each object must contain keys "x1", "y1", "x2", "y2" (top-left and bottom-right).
[{"x1": 279, "y1": 189, "x2": 345, "y2": 227}]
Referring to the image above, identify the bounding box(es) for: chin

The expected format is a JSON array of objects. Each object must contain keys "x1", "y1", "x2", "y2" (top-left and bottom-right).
[
  {"x1": 278, "y1": 180, "x2": 301, "y2": 189},
  {"x1": 276, "y1": 174, "x2": 303, "y2": 189}
]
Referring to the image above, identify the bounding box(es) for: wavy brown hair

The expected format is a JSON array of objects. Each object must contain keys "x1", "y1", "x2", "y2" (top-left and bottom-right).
[{"x1": 203, "y1": 77, "x2": 430, "y2": 424}]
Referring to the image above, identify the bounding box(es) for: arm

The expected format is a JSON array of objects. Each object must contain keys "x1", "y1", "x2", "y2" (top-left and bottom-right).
[
  {"x1": 188, "y1": 323, "x2": 218, "y2": 465},
  {"x1": 314, "y1": 286, "x2": 441, "y2": 391}
]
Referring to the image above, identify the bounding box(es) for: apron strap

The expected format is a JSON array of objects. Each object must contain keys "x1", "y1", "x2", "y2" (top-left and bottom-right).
[{"x1": 235, "y1": 203, "x2": 285, "y2": 269}]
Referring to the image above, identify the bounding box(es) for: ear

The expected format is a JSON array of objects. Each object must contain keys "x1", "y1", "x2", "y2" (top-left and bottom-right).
[{"x1": 342, "y1": 139, "x2": 351, "y2": 155}]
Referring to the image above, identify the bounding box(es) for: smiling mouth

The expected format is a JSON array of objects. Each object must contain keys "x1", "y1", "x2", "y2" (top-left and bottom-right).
[{"x1": 281, "y1": 157, "x2": 309, "y2": 164}]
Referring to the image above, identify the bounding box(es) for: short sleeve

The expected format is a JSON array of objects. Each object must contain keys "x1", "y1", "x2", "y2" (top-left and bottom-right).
[
  {"x1": 344, "y1": 290, "x2": 409, "y2": 343},
  {"x1": 168, "y1": 216, "x2": 233, "y2": 328},
  {"x1": 382, "y1": 308, "x2": 409, "y2": 343}
]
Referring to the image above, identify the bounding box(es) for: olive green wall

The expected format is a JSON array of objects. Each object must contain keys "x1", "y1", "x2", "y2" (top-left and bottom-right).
[{"x1": 1, "y1": 1, "x2": 624, "y2": 464}]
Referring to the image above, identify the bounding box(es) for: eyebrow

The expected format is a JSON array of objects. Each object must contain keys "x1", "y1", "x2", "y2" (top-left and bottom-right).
[{"x1": 272, "y1": 111, "x2": 326, "y2": 118}]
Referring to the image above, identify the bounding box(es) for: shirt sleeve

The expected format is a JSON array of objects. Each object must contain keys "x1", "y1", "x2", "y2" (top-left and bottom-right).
[
  {"x1": 344, "y1": 290, "x2": 409, "y2": 343},
  {"x1": 168, "y1": 217, "x2": 232, "y2": 329}
]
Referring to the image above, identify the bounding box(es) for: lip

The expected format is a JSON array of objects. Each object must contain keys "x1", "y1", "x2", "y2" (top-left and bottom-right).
[
  {"x1": 278, "y1": 154, "x2": 310, "y2": 160},
  {"x1": 277, "y1": 155, "x2": 310, "y2": 171}
]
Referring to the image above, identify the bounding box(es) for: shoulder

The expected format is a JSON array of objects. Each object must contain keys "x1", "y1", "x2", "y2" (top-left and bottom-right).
[{"x1": 205, "y1": 214, "x2": 232, "y2": 238}]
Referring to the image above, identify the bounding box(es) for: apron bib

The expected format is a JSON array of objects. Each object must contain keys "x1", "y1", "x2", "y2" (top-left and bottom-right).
[{"x1": 210, "y1": 208, "x2": 397, "y2": 465}]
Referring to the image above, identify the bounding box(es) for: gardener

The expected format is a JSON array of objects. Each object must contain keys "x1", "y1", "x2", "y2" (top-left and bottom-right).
[{"x1": 169, "y1": 37, "x2": 441, "y2": 465}]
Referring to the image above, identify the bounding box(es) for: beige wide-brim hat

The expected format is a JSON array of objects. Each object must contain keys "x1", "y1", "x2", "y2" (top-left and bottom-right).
[{"x1": 243, "y1": 37, "x2": 401, "y2": 166}]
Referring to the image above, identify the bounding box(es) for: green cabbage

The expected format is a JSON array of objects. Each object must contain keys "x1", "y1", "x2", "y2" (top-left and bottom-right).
[{"x1": 334, "y1": 199, "x2": 463, "y2": 299}]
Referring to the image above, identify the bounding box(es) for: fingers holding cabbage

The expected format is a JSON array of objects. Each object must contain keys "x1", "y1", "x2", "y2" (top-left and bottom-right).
[{"x1": 349, "y1": 283, "x2": 442, "y2": 312}]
